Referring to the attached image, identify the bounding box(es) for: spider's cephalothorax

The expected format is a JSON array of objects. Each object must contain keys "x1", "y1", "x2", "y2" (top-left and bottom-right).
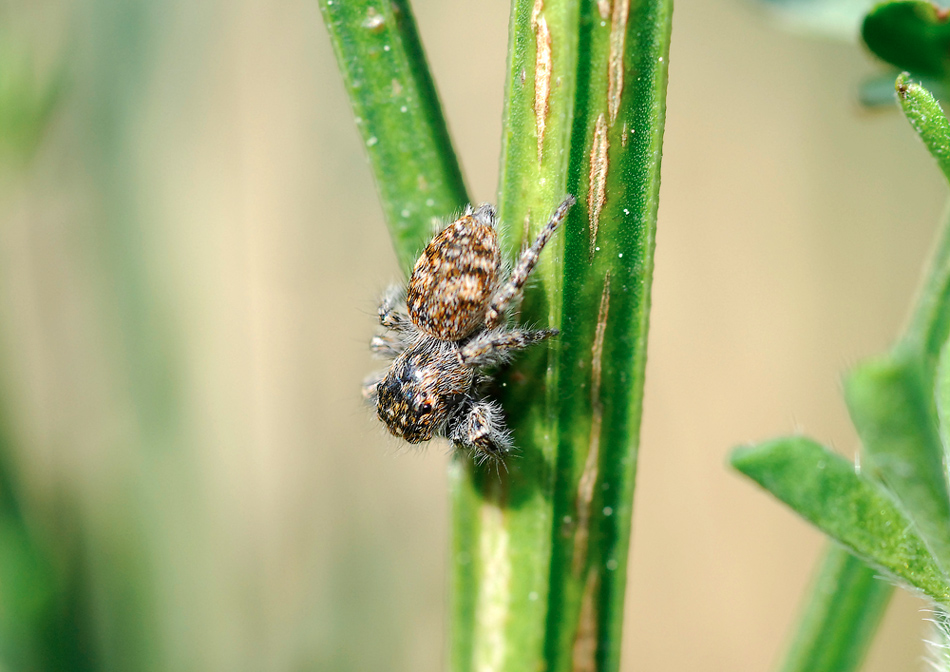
[{"x1": 363, "y1": 196, "x2": 575, "y2": 463}]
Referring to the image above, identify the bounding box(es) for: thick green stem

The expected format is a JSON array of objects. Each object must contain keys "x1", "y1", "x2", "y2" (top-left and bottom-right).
[{"x1": 452, "y1": 1, "x2": 672, "y2": 671}]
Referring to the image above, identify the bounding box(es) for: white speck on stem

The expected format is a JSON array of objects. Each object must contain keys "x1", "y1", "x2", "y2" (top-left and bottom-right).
[
  {"x1": 603, "y1": 506, "x2": 613, "y2": 516},
  {"x1": 366, "y1": 136, "x2": 378, "y2": 147},
  {"x1": 362, "y1": 11, "x2": 385, "y2": 31},
  {"x1": 401, "y1": 208, "x2": 410, "y2": 218},
  {"x1": 606, "y1": 559, "x2": 618, "y2": 571}
]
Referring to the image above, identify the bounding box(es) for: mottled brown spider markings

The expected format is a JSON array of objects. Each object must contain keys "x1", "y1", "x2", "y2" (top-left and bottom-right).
[{"x1": 363, "y1": 196, "x2": 575, "y2": 464}]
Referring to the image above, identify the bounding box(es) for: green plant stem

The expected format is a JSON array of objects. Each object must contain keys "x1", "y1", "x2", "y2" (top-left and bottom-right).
[
  {"x1": 776, "y1": 545, "x2": 893, "y2": 672},
  {"x1": 450, "y1": 2, "x2": 581, "y2": 668},
  {"x1": 319, "y1": 0, "x2": 470, "y2": 269}
]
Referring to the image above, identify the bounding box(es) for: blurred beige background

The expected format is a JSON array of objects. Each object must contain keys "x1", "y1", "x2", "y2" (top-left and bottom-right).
[{"x1": 0, "y1": 0, "x2": 944, "y2": 669}]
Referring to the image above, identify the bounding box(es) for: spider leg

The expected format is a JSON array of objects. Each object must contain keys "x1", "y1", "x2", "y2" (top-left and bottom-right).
[
  {"x1": 449, "y1": 398, "x2": 513, "y2": 463},
  {"x1": 458, "y1": 328, "x2": 558, "y2": 368},
  {"x1": 379, "y1": 284, "x2": 411, "y2": 331},
  {"x1": 370, "y1": 332, "x2": 408, "y2": 359},
  {"x1": 485, "y1": 195, "x2": 575, "y2": 329},
  {"x1": 361, "y1": 370, "x2": 388, "y2": 404}
]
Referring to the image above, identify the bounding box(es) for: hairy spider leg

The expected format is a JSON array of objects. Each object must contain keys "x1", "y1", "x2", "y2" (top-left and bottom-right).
[
  {"x1": 485, "y1": 195, "x2": 576, "y2": 329},
  {"x1": 361, "y1": 370, "x2": 388, "y2": 402},
  {"x1": 370, "y1": 331, "x2": 412, "y2": 359},
  {"x1": 458, "y1": 328, "x2": 559, "y2": 368},
  {"x1": 449, "y1": 398, "x2": 513, "y2": 461},
  {"x1": 378, "y1": 284, "x2": 411, "y2": 331}
]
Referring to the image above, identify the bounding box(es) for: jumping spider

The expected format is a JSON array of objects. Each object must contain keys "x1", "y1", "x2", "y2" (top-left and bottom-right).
[{"x1": 363, "y1": 195, "x2": 575, "y2": 464}]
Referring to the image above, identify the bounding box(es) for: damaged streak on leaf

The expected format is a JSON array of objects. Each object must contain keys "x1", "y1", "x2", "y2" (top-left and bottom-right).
[
  {"x1": 573, "y1": 272, "x2": 612, "y2": 575},
  {"x1": 571, "y1": 569, "x2": 601, "y2": 672},
  {"x1": 588, "y1": 113, "x2": 609, "y2": 258},
  {"x1": 532, "y1": 0, "x2": 553, "y2": 165},
  {"x1": 608, "y1": 0, "x2": 630, "y2": 125}
]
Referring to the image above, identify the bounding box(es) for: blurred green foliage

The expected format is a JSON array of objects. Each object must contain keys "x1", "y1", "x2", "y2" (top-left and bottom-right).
[{"x1": 732, "y1": 72, "x2": 950, "y2": 672}]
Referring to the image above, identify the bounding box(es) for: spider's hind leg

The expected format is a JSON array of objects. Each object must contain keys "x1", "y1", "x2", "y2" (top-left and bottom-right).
[{"x1": 449, "y1": 398, "x2": 514, "y2": 464}]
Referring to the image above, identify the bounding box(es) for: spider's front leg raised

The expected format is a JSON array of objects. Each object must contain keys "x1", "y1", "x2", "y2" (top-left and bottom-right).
[
  {"x1": 458, "y1": 328, "x2": 558, "y2": 368},
  {"x1": 449, "y1": 398, "x2": 513, "y2": 462},
  {"x1": 485, "y1": 195, "x2": 575, "y2": 329}
]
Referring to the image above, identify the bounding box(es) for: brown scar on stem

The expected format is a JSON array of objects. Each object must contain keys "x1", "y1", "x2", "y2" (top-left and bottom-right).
[
  {"x1": 531, "y1": 0, "x2": 552, "y2": 164},
  {"x1": 897, "y1": 76, "x2": 911, "y2": 98},
  {"x1": 588, "y1": 114, "x2": 609, "y2": 259},
  {"x1": 608, "y1": 0, "x2": 629, "y2": 125},
  {"x1": 572, "y1": 272, "x2": 611, "y2": 576},
  {"x1": 621, "y1": 121, "x2": 628, "y2": 147},
  {"x1": 571, "y1": 568, "x2": 600, "y2": 672},
  {"x1": 392, "y1": 78, "x2": 403, "y2": 96}
]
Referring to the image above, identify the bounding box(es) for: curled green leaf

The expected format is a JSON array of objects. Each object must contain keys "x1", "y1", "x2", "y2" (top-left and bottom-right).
[{"x1": 863, "y1": 3, "x2": 950, "y2": 80}]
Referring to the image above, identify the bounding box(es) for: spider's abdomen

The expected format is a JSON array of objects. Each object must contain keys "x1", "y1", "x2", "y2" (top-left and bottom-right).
[{"x1": 407, "y1": 211, "x2": 500, "y2": 341}]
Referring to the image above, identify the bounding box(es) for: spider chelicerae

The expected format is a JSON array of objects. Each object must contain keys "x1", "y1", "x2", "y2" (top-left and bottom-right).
[{"x1": 363, "y1": 195, "x2": 575, "y2": 464}]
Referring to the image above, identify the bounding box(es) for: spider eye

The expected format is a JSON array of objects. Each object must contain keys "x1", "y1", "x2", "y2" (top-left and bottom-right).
[{"x1": 419, "y1": 402, "x2": 433, "y2": 414}]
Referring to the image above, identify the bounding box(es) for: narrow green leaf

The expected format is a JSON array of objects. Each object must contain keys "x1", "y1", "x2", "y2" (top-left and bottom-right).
[
  {"x1": 319, "y1": 0, "x2": 470, "y2": 269},
  {"x1": 845, "y1": 351, "x2": 950, "y2": 577},
  {"x1": 731, "y1": 436, "x2": 950, "y2": 605},
  {"x1": 895, "y1": 72, "x2": 950, "y2": 185},
  {"x1": 451, "y1": 1, "x2": 672, "y2": 671},
  {"x1": 450, "y1": 2, "x2": 581, "y2": 669},
  {"x1": 776, "y1": 544, "x2": 893, "y2": 672},
  {"x1": 863, "y1": 3, "x2": 950, "y2": 81},
  {"x1": 549, "y1": 1, "x2": 672, "y2": 671}
]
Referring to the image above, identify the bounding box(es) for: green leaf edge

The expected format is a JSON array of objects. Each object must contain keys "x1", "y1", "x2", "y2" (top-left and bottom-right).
[{"x1": 731, "y1": 436, "x2": 950, "y2": 606}]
